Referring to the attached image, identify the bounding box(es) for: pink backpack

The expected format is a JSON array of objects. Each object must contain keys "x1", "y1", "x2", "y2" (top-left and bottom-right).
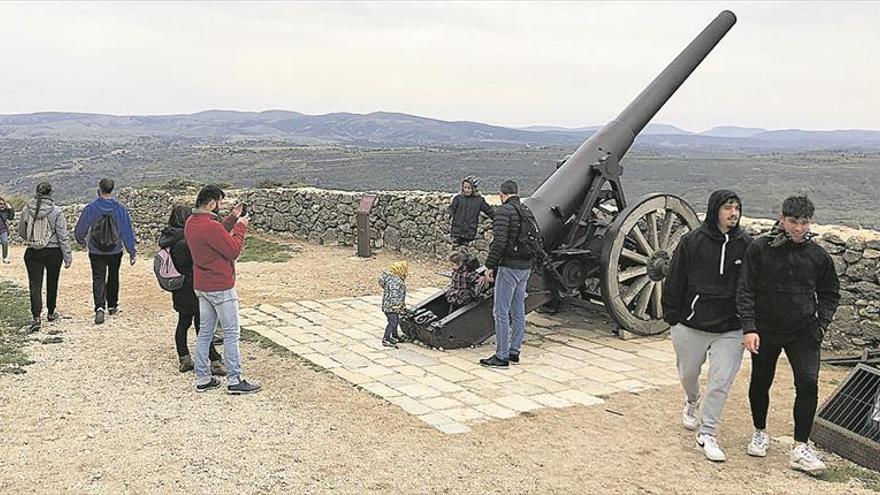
[{"x1": 153, "y1": 247, "x2": 185, "y2": 291}]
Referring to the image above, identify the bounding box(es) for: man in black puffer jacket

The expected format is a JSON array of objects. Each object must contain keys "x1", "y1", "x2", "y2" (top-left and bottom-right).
[
  {"x1": 737, "y1": 195, "x2": 840, "y2": 475},
  {"x1": 662, "y1": 189, "x2": 751, "y2": 462},
  {"x1": 479, "y1": 180, "x2": 532, "y2": 368},
  {"x1": 448, "y1": 175, "x2": 495, "y2": 248}
]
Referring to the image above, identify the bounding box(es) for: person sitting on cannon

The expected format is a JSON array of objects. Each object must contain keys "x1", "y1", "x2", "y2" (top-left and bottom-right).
[{"x1": 445, "y1": 250, "x2": 484, "y2": 307}]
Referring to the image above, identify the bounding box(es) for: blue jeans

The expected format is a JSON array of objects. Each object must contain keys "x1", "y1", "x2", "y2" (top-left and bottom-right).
[
  {"x1": 493, "y1": 266, "x2": 531, "y2": 360},
  {"x1": 0, "y1": 230, "x2": 9, "y2": 259},
  {"x1": 383, "y1": 312, "x2": 400, "y2": 340},
  {"x1": 194, "y1": 288, "x2": 243, "y2": 385}
]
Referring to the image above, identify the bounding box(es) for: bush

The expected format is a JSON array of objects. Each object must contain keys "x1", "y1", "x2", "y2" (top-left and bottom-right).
[{"x1": 256, "y1": 179, "x2": 284, "y2": 189}]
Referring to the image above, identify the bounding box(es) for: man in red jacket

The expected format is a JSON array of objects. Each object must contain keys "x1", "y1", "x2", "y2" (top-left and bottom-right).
[{"x1": 185, "y1": 185, "x2": 260, "y2": 395}]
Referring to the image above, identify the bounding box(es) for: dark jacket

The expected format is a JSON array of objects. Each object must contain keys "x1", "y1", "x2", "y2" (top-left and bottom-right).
[
  {"x1": 737, "y1": 226, "x2": 840, "y2": 337},
  {"x1": 662, "y1": 190, "x2": 752, "y2": 333},
  {"x1": 485, "y1": 196, "x2": 532, "y2": 270},
  {"x1": 448, "y1": 193, "x2": 495, "y2": 242},
  {"x1": 0, "y1": 204, "x2": 14, "y2": 235},
  {"x1": 159, "y1": 225, "x2": 199, "y2": 314}
]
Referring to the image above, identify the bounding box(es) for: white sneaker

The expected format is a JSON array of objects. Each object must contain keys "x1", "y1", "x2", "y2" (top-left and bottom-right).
[
  {"x1": 695, "y1": 433, "x2": 727, "y2": 462},
  {"x1": 2, "y1": 257, "x2": 9, "y2": 264},
  {"x1": 681, "y1": 398, "x2": 700, "y2": 431},
  {"x1": 789, "y1": 443, "x2": 826, "y2": 475},
  {"x1": 747, "y1": 430, "x2": 770, "y2": 457}
]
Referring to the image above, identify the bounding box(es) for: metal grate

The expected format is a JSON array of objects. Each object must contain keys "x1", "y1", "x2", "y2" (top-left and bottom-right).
[{"x1": 813, "y1": 364, "x2": 880, "y2": 471}]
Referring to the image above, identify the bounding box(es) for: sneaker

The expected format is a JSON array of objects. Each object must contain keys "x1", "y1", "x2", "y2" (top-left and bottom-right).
[
  {"x1": 695, "y1": 433, "x2": 727, "y2": 462},
  {"x1": 46, "y1": 311, "x2": 60, "y2": 322},
  {"x1": 509, "y1": 351, "x2": 520, "y2": 364},
  {"x1": 94, "y1": 308, "x2": 105, "y2": 325},
  {"x1": 682, "y1": 398, "x2": 700, "y2": 431},
  {"x1": 27, "y1": 317, "x2": 41, "y2": 333},
  {"x1": 210, "y1": 360, "x2": 226, "y2": 376},
  {"x1": 227, "y1": 379, "x2": 262, "y2": 395},
  {"x1": 108, "y1": 307, "x2": 118, "y2": 316},
  {"x1": 789, "y1": 443, "x2": 826, "y2": 475},
  {"x1": 382, "y1": 338, "x2": 398, "y2": 349},
  {"x1": 2, "y1": 257, "x2": 9, "y2": 264},
  {"x1": 747, "y1": 430, "x2": 770, "y2": 457},
  {"x1": 178, "y1": 355, "x2": 194, "y2": 373},
  {"x1": 195, "y1": 377, "x2": 221, "y2": 393},
  {"x1": 479, "y1": 355, "x2": 509, "y2": 368}
]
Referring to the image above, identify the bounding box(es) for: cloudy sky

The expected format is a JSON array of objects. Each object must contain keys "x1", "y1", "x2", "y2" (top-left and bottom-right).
[{"x1": 2, "y1": 1, "x2": 878, "y2": 131}]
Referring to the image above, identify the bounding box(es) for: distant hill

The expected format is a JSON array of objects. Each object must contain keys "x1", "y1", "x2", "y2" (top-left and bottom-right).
[{"x1": 2, "y1": 110, "x2": 880, "y2": 150}]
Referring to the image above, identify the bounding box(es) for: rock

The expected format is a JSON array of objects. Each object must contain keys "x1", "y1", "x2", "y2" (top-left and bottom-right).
[
  {"x1": 846, "y1": 259, "x2": 878, "y2": 282},
  {"x1": 832, "y1": 256, "x2": 847, "y2": 276},
  {"x1": 818, "y1": 240, "x2": 845, "y2": 254},
  {"x1": 846, "y1": 236, "x2": 866, "y2": 251},
  {"x1": 842, "y1": 250, "x2": 863, "y2": 264},
  {"x1": 863, "y1": 248, "x2": 880, "y2": 260},
  {"x1": 866, "y1": 239, "x2": 880, "y2": 250},
  {"x1": 41, "y1": 336, "x2": 63, "y2": 344},
  {"x1": 822, "y1": 232, "x2": 846, "y2": 245}
]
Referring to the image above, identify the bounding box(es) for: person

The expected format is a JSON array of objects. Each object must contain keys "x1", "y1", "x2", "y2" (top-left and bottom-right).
[
  {"x1": 184, "y1": 185, "x2": 260, "y2": 395},
  {"x1": 738, "y1": 195, "x2": 840, "y2": 475},
  {"x1": 17, "y1": 182, "x2": 73, "y2": 332},
  {"x1": 480, "y1": 180, "x2": 531, "y2": 368},
  {"x1": 445, "y1": 250, "x2": 482, "y2": 307},
  {"x1": 379, "y1": 261, "x2": 408, "y2": 349},
  {"x1": 0, "y1": 195, "x2": 14, "y2": 264},
  {"x1": 158, "y1": 205, "x2": 225, "y2": 375},
  {"x1": 74, "y1": 178, "x2": 137, "y2": 325},
  {"x1": 661, "y1": 190, "x2": 751, "y2": 462},
  {"x1": 448, "y1": 175, "x2": 495, "y2": 248}
]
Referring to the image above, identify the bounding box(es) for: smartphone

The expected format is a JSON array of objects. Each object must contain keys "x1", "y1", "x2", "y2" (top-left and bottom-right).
[{"x1": 240, "y1": 203, "x2": 249, "y2": 217}]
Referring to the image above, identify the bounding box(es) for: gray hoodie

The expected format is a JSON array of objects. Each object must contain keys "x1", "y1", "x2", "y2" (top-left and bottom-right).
[{"x1": 18, "y1": 196, "x2": 73, "y2": 265}]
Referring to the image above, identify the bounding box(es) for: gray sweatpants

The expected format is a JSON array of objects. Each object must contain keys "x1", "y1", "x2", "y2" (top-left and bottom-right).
[{"x1": 671, "y1": 323, "x2": 744, "y2": 436}]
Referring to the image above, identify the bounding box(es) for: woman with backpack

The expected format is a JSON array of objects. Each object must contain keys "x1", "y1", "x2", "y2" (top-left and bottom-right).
[
  {"x1": 157, "y1": 205, "x2": 224, "y2": 375},
  {"x1": 17, "y1": 182, "x2": 73, "y2": 332},
  {"x1": 0, "y1": 195, "x2": 14, "y2": 264}
]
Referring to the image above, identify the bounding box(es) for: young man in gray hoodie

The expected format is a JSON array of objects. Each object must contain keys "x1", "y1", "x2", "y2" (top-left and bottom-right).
[{"x1": 662, "y1": 189, "x2": 751, "y2": 462}]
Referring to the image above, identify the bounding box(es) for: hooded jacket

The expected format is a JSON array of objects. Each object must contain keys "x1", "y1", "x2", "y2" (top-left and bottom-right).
[
  {"x1": 484, "y1": 196, "x2": 532, "y2": 271},
  {"x1": 736, "y1": 223, "x2": 840, "y2": 337},
  {"x1": 74, "y1": 196, "x2": 137, "y2": 256},
  {"x1": 448, "y1": 179, "x2": 495, "y2": 242},
  {"x1": 158, "y1": 207, "x2": 198, "y2": 313},
  {"x1": 661, "y1": 190, "x2": 752, "y2": 333},
  {"x1": 18, "y1": 195, "x2": 73, "y2": 265},
  {"x1": 378, "y1": 268, "x2": 407, "y2": 313},
  {"x1": 0, "y1": 203, "x2": 14, "y2": 235}
]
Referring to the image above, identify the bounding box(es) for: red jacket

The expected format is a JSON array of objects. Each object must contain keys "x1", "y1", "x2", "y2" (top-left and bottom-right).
[{"x1": 184, "y1": 211, "x2": 246, "y2": 291}]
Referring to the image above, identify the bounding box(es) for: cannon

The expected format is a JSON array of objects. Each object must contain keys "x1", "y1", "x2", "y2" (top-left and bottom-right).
[{"x1": 402, "y1": 10, "x2": 737, "y2": 348}]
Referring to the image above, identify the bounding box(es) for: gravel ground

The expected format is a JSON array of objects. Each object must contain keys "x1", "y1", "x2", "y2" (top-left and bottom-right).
[{"x1": 0, "y1": 239, "x2": 875, "y2": 495}]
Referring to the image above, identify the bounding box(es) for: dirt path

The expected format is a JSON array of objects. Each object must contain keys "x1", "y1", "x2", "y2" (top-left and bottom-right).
[{"x1": 0, "y1": 239, "x2": 874, "y2": 494}]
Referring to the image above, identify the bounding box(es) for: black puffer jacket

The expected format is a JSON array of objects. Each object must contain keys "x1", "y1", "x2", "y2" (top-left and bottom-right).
[
  {"x1": 448, "y1": 182, "x2": 494, "y2": 242},
  {"x1": 485, "y1": 196, "x2": 531, "y2": 270},
  {"x1": 158, "y1": 209, "x2": 198, "y2": 315},
  {"x1": 662, "y1": 190, "x2": 752, "y2": 333},
  {"x1": 737, "y1": 226, "x2": 840, "y2": 337}
]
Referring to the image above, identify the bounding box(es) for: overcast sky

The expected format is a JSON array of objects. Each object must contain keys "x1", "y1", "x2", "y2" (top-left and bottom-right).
[{"x1": 2, "y1": 1, "x2": 878, "y2": 131}]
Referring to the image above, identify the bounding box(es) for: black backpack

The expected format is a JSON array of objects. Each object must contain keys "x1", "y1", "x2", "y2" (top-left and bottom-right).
[
  {"x1": 510, "y1": 202, "x2": 545, "y2": 263},
  {"x1": 90, "y1": 213, "x2": 119, "y2": 252}
]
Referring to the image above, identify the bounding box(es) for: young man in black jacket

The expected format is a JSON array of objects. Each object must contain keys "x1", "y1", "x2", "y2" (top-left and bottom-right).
[
  {"x1": 737, "y1": 195, "x2": 840, "y2": 475},
  {"x1": 448, "y1": 176, "x2": 495, "y2": 248},
  {"x1": 662, "y1": 189, "x2": 751, "y2": 462},
  {"x1": 479, "y1": 180, "x2": 532, "y2": 368}
]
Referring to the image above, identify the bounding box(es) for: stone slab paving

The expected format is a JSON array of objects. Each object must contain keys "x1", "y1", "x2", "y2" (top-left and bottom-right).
[{"x1": 240, "y1": 288, "x2": 680, "y2": 435}]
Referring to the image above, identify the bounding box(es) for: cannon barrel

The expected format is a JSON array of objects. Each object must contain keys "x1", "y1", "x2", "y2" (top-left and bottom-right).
[{"x1": 524, "y1": 10, "x2": 737, "y2": 247}]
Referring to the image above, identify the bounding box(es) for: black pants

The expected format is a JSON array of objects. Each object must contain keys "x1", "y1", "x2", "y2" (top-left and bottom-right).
[
  {"x1": 24, "y1": 247, "x2": 64, "y2": 319},
  {"x1": 175, "y1": 312, "x2": 221, "y2": 361},
  {"x1": 748, "y1": 330, "x2": 822, "y2": 443},
  {"x1": 383, "y1": 312, "x2": 400, "y2": 340},
  {"x1": 89, "y1": 252, "x2": 123, "y2": 312}
]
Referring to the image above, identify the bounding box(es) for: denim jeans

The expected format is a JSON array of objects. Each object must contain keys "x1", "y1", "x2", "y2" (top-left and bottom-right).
[
  {"x1": 89, "y1": 252, "x2": 123, "y2": 312},
  {"x1": 493, "y1": 266, "x2": 531, "y2": 360},
  {"x1": 383, "y1": 312, "x2": 400, "y2": 340},
  {"x1": 0, "y1": 230, "x2": 9, "y2": 259},
  {"x1": 194, "y1": 289, "x2": 243, "y2": 385}
]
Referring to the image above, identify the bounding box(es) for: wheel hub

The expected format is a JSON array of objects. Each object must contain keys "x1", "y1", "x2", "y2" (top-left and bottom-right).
[{"x1": 647, "y1": 250, "x2": 670, "y2": 281}]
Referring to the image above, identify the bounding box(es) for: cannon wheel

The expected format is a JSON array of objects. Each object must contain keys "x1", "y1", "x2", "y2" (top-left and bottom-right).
[{"x1": 600, "y1": 193, "x2": 699, "y2": 336}]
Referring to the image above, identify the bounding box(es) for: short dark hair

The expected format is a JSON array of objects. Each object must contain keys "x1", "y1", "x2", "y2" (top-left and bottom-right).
[
  {"x1": 782, "y1": 195, "x2": 815, "y2": 219},
  {"x1": 98, "y1": 178, "x2": 115, "y2": 194},
  {"x1": 500, "y1": 180, "x2": 518, "y2": 195},
  {"x1": 36, "y1": 182, "x2": 53, "y2": 196},
  {"x1": 195, "y1": 185, "x2": 226, "y2": 207}
]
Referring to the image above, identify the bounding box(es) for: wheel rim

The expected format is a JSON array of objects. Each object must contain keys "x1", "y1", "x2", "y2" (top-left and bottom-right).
[{"x1": 601, "y1": 194, "x2": 699, "y2": 336}]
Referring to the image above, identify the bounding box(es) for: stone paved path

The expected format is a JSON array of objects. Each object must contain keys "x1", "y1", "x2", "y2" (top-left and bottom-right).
[{"x1": 240, "y1": 288, "x2": 680, "y2": 434}]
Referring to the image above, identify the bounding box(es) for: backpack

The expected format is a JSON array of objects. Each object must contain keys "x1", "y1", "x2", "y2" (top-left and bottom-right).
[
  {"x1": 90, "y1": 213, "x2": 119, "y2": 252},
  {"x1": 510, "y1": 202, "x2": 545, "y2": 264},
  {"x1": 26, "y1": 199, "x2": 51, "y2": 249},
  {"x1": 153, "y1": 247, "x2": 185, "y2": 292}
]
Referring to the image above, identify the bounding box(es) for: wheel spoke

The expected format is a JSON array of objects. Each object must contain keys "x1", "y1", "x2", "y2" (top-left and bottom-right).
[
  {"x1": 622, "y1": 275, "x2": 650, "y2": 305},
  {"x1": 634, "y1": 281, "x2": 654, "y2": 319},
  {"x1": 618, "y1": 265, "x2": 648, "y2": 283},
  {"x1": 647, "y1": 211, "x2": 659, "y2": 250},
  {"x1": 621, "y1": 248, "x2": 649, "y2": 265},
  {"x1": 666, "y1": 225, "x2": 690, "y2": 251},
  {"x1": 651, "y1": 282, "x2": 663, "y2": 319},
  {"x1": 628, "y1": 225, "x2": 654, "y2": 256},
  {"x1": 658, "y1": 210, "x2": 675, "y2": 249}
]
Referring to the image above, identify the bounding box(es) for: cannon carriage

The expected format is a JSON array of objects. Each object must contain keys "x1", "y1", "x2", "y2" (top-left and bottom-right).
[{"x1": 402, "y1": 11, "x2": 737, "y2": 349}]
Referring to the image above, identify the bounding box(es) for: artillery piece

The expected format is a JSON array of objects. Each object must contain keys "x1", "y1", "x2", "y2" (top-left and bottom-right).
[{"x1": 402, "y1": 11, "x2": 737, "y2": 348}]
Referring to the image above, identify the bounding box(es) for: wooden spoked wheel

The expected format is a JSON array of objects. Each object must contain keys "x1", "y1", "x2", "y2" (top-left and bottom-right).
[{"x1": 600, "y1": 194, "x2": 699, "y2": 336}]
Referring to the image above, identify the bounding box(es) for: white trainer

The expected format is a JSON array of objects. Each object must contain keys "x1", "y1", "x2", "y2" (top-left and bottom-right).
[
  {"x1": 695, "y1": 433, "x2": 727, "y2": 462},
  {"x1": 789, "y1": 443, "x2": 826, "y2": 475},
  {"x1": 747, "y1": 430, "x2": 770, "y2": 457},
  {"x1": 681, "y1": 398, "x2": 700, "y2": 431}
]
